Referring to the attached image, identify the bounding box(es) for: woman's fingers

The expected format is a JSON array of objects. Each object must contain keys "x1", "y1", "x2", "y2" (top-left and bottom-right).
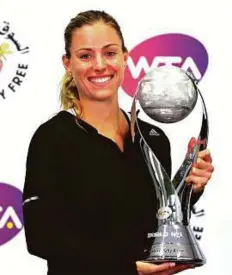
[
  {"x1": 197, "y1": 149, "x2": 212, "y2": 163},
  {"x1": 188, "y1": 166, "x2": 212, "y2": 178},
  {"x1": 136, "y1": 261, "x2": 176, "y2": 274},
  {"x1": 136, "y1": 261, "x2": 195, "y2": 275},
  {"x1": 185, "y1": 149, "x2": 214, "y2": 192},
  {"x1": 159, "y1": 264, "x2": 195, "y2": 275},
  {"x1": 194, "y1": 157, "x2": 214, "y2": 172},
  {"x1": 185, "y1": 175, "x2": 208, "y2": 191}
]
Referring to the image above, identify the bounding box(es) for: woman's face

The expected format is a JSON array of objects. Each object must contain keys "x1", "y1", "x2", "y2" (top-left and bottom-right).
[{"x1": 63, "y1": 22, "x2": 128, "y2": 102}]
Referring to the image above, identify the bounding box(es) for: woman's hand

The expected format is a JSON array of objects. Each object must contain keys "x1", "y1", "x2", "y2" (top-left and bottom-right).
[
  {"x1": 186, "y1": 149, "x2": 214, "y2": 192},
  {"x1": 136, "y1": 261, "x2": 194, "y2": 275}
]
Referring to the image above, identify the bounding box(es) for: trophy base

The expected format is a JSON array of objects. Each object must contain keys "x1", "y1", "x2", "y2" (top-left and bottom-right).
[
  {"x1": 143, "y1": 255, "x2": 205, "y2": 267},
  {"x1": 143, "y1": 224, "x2": 206, "y2": 267}
]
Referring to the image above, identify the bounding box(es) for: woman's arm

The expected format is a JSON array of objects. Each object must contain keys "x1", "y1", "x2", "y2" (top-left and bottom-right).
[{"x1": 23, "y1": 124, "x2": 65, "y2": 259}]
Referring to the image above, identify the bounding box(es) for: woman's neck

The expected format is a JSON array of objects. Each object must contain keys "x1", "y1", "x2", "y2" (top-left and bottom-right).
[
  {"x1": 75, "y1": 97, "x2": 129, "y2": 149},
  {"x1": 80, "y1": 97, "x2": 120, "y2": 129}
]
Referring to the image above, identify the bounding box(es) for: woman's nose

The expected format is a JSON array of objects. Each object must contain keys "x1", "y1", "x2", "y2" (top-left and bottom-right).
[{"x1": 93, "y1": 54, "x2": 106, "y2": 71}]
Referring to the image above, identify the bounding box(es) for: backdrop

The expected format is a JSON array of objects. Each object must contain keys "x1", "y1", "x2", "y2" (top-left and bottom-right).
[{"x1": 0, "y1": 0, "x2": 230, "y2": 274}]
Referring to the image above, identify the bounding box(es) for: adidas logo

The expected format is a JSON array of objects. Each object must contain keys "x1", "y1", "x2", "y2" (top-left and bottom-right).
[{"x1": 149, "y1": 129, "x2": 160, "y2": 136}]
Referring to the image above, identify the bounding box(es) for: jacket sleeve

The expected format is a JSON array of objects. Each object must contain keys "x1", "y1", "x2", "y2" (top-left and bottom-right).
[{"x1": 23, "y1": 125, "x2": 66, "y2": 260}]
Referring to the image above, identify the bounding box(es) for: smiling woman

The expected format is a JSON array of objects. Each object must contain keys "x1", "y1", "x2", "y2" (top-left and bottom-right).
[
  {"x1": 22, "y1": 9, "x2": 214, "y2": 275},
  {"x1": 60, "y1": 11, "x2": 128, "y2": 117},
  {"x1": 62, "y1": 22, "x2": 127, "y2": 102}
]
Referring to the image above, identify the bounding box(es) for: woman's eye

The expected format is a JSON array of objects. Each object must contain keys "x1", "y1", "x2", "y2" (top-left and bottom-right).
[
  {"x1": 79, "y1": 53, "x2": 91, "y2": 60},
  {"x1": 105, "y1": 51, "x2": 117, "y2": 57}
]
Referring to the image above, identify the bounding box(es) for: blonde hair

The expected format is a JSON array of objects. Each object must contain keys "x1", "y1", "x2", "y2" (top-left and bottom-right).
[
  {"x1": 60, "y1": 10, "x2": 127, "y2": 113},
  {"x1": 59, "y1": 72, "x2": 82, "y2": 116}
]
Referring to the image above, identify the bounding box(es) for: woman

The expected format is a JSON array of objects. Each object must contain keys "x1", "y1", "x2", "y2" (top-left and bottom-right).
[{"x1": 23, "y1": 10, "x2": 214, "y2": 275}]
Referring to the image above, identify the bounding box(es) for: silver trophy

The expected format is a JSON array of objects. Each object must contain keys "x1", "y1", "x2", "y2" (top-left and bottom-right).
[{"x1": 131, "y1": 66, "x2": 208, "y2": 266}]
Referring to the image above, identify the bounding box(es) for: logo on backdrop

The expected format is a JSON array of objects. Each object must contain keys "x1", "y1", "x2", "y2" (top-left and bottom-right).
[
  {"x1": 191, "y1": 205, "x2": 205, "y2": 241},
  {"x1": 121, "y1": 33, "x2": 208, "y2": 97},
  {"x1": 0, "y1": 182, "x2": 23, "y2": 246},
  {"x1": 122, "y1": 33, "x2": 208, "y2": 241},
  {"x1": 0, "y1": 21, "x2": 29, "y2": 100}
]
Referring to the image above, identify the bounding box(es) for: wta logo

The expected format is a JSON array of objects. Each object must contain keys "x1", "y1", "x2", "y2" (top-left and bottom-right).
[
  {"x1": 0, "y1": 182, "x2": 23, "y2": 246},
  {"x1": 121, "y1": 33, "x2": 208, "y2": 97}
]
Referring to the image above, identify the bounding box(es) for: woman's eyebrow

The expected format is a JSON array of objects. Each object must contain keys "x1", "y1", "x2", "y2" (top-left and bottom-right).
[
  {"x1": 75, "y1": 43, "x2": 120, "y2": 52},
  {"x1": 102, "y1": 43, "x2": 120, "y2": 49}
]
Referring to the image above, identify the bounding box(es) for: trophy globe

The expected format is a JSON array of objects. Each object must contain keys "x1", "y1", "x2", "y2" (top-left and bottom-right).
[{"x1": 138, "y1": 66, "x2": 198, "y2": 123}]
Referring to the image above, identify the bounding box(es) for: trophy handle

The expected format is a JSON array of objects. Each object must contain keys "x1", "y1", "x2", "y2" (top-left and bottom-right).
[
  {"x1": 172, "y1": 83, "x2": 209, "y2": 225},
  {"x1": 173, "y1": 87, "x2": 208, "y2": 191}
]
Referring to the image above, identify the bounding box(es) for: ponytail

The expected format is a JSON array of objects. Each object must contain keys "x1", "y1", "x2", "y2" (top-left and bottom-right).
[{"x1": 60, "y1": 72, "x2": 82, "y2": 116}]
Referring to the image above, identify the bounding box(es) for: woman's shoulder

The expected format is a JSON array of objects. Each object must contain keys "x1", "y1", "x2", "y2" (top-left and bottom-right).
[
  {"x1": 29, "y1": 110, "x2": 76, "y2": 146},
  {"x1": 38, "y1": 110, "x2": 74, "y2": 130}
]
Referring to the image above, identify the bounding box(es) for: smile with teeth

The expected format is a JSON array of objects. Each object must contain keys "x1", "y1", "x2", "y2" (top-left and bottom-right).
[{"x1": 88, "y1": 75, "x2": 113, "y2": 84}]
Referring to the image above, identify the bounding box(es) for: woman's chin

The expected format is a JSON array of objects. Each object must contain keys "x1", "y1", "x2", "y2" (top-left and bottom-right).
[{"x1": 89, "y1": 89, "x2": 117, "y2": 102}]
